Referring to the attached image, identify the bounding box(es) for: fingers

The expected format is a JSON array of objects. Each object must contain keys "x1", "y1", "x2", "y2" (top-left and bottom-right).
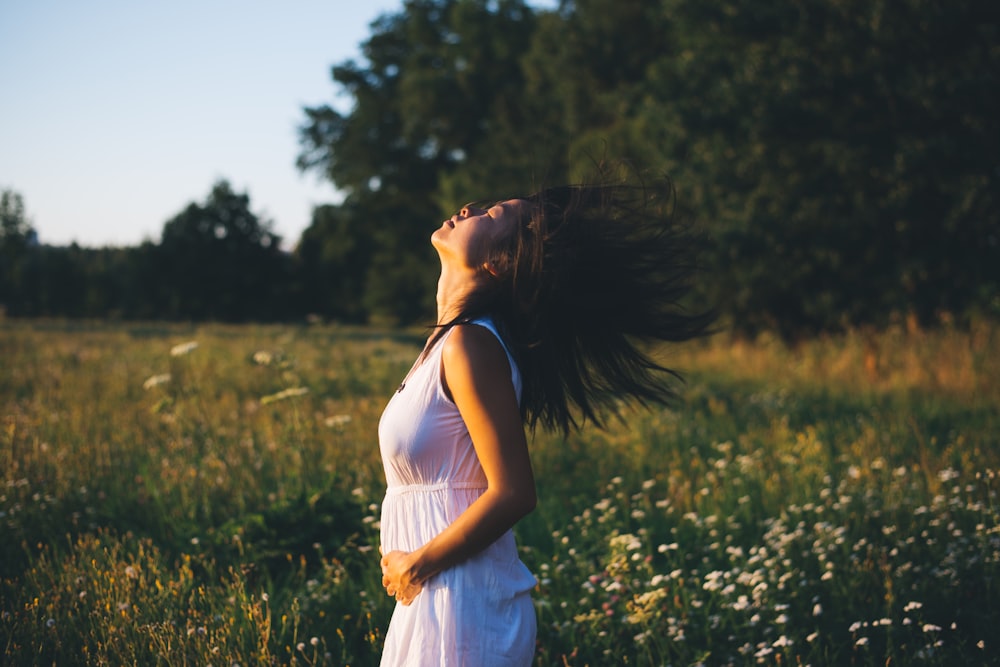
[
  {"x1": 395, "y1": 587, "x2": 418, "y2": 605},
  {"x1": 383, "y1": 582, "x2": 422, "y2": 604},
  {"x1": 379, "y1": 550, "x2": 423, "y2": 604},
  {"x1": 399, "y1": 582, "x2": 421, "y2": 603}
]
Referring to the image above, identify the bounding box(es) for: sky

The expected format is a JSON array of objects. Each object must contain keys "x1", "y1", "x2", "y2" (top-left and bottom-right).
[{"x1": 0, "y1": 0, "x2": 410, "y2": 249}]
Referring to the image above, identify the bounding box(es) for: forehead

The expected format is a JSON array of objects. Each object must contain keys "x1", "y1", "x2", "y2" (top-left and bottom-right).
[{"x1": 492, "y1": 198, "x2": 531, "y2": 219}]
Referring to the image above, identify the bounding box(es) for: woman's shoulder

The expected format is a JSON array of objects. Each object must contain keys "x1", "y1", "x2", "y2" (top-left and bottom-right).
[
  {"x1": 443, "y1": 317, "x2": 515, "y2": 371},
  {"x1": 442, "y1": 321, "x2": 507, "y2": 364},
  {"x1": 439, "y1": 324, "x2": 511, "y2": 395},
  {"x1": 443, "y1": 319, "x2": 520, "y2": 393}
]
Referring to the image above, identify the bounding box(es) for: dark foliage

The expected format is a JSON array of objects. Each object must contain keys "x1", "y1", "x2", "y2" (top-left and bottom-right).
[{"x1": 2, "y1": 0, "x2": 996, "y2": 334}]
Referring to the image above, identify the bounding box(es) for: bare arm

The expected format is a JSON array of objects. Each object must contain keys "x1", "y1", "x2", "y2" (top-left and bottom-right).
[{"x1": 380, "y1": 324, "x2": 536, "y2": 604}]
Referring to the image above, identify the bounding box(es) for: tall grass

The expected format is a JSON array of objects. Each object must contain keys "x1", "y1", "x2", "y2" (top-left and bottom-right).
[{"x1": 2, "y1": 319, "x2": 997, "y2": 665}]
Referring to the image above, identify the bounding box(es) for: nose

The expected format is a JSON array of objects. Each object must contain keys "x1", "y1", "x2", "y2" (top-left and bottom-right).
[{"x1": 459, "y1": 205, "x2": 485, "y2": 218}]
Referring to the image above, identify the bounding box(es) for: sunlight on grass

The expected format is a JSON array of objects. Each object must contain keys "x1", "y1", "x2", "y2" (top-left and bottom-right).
[{"x1": 1, "y1": 319, "x2": 997, "y2": 665}]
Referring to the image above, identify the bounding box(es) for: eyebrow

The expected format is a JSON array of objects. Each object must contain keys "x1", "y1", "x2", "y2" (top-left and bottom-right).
[{"x1": 464, "y1": 199, "x2": 506, "y2": 218}]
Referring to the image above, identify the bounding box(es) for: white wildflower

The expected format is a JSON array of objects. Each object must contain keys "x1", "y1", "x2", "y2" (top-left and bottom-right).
[
  {"x1": 937, "y1": 468, "x2": 960, "y2": 482},
  {"x1": 170, "y1": 341, "x2": 199, "y2": 356},
  {"x1": 260, "y1": 387, "x2": 309, "y2": 404},
  {"x1": 325, "y1": 414, "x2": 352, "y2": 427},
  {"x1": 142, "y1": 373, "x2": 171, "y2": 390}
]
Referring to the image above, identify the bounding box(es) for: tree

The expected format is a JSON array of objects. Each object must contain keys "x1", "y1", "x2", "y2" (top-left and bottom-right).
[
  {"x1": 0, "y1": 189, "x2": 39, "y2": 315},
  {"x1": 157, "y1": 180, "x2": 290, "y2": 321},
  {"x1": 0, "y1": 189, "x2": 36, "y2": 246},
  {"x1": 298, "y1": 0, "x2": 547, "y2": 323},
  {"x1": 622, "y1": 0, "x2": 1000, "y2": 334},
  {"x1": 296, "y1": 202, "x2": 374, "y2": 322}
]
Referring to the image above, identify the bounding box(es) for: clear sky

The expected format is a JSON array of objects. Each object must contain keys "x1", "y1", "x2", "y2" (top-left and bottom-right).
[{"x1": 0, "y1": 0, "x2": 408, "y2": 248}]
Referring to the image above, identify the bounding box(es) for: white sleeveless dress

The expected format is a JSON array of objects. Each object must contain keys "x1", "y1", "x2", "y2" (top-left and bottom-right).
[{"x1": 378, "y1": 318, "x2": 537, "y2": 666}]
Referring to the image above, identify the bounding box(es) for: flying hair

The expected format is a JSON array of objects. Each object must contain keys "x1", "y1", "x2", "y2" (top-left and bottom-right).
[{"x1": 436, "y1": 163, "x2": 715, "y2": 435}]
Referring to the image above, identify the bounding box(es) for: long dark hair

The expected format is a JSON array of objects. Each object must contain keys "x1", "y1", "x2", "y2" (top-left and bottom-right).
[{"x1": 436, "y1": 167, "x2": 714, "y2": 434}]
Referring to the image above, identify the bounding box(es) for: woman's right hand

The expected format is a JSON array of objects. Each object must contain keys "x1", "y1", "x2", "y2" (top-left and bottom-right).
[{"x1": 380, "y1": 550, "x2": 423, "y2": 605}]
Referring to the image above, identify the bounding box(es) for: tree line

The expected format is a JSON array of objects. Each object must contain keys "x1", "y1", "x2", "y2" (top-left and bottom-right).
[
  {"x1": 0, "y1": 183, "x2": 298, "y2": 322},
  {"x1": 3, "y1": 0, "x2": 997, "y2": 334}
]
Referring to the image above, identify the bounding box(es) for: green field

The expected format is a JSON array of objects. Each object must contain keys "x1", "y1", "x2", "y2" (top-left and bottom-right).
[{"x1": 2, "y1": 320, "x2": 998, "y2": 666}]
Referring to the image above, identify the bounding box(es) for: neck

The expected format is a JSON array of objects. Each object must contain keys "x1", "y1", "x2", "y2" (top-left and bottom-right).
[{"x1": 436, "y1": 265, "x2": 482, "y2": 325}]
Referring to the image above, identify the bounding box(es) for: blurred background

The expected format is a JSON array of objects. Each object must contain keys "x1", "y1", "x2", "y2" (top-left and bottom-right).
[{"x1": 2, "y1": 0, "x2": 997, "y2": 336}]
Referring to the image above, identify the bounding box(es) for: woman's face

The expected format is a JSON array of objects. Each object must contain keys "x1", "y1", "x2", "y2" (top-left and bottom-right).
[{"x1": 431, "y1": 199, "x2": 527, "y2": 273}]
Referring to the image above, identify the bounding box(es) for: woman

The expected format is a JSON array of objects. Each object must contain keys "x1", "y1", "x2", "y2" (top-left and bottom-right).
[{"x1": 378, "y1": 174, "x2": 712, "y2": 665}]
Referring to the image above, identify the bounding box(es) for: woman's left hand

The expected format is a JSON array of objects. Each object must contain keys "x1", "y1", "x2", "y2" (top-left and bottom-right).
[{"x1": 380, "y1": 550, "x2": 423, "y2": 605}]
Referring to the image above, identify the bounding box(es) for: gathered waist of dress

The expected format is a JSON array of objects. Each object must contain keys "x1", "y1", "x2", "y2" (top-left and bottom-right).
[{"x1": 384, "y1": 480, "x2": 487, "y2": 497}]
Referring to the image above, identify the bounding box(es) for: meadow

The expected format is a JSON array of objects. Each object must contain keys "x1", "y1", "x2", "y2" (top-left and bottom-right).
[{"x1": 1, "y1": 319, "x2": 997, "y2": 666}]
